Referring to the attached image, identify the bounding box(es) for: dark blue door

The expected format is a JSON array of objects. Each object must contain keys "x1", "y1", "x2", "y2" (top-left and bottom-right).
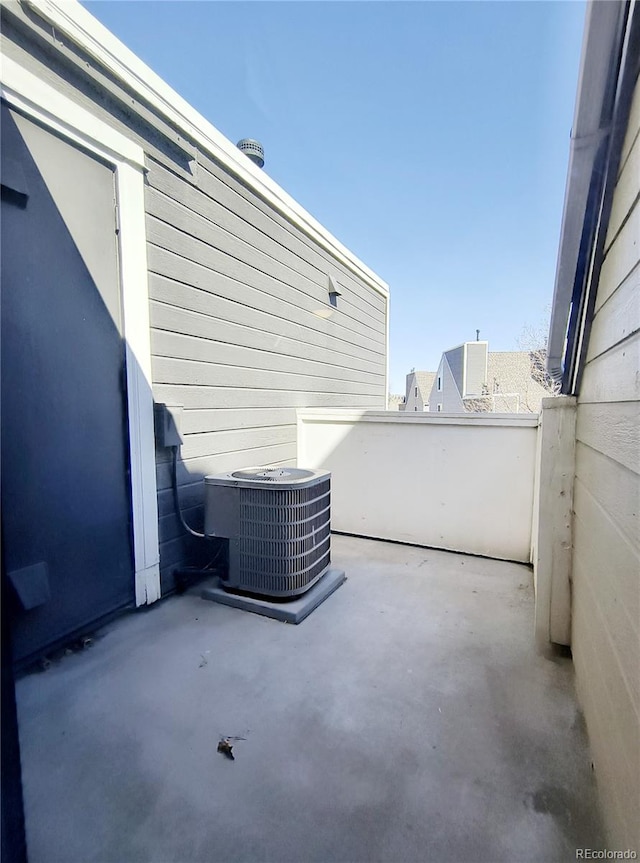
[{"x1": 1, "y1": 102, "x2": 135, "y2": 664}]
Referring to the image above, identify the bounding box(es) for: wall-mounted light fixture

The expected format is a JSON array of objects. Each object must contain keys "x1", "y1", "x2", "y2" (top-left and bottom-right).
[{"x1": 328, "y1": 275, "x2": 342, "y2": 308}]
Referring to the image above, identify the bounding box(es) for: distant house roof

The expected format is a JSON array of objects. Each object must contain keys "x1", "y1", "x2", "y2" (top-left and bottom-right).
[
  {"x1": 387, "y1": 394, "x2": 405, "y2": 410},
  {"x1": 426, "y1": 342, "x2": 552, "y2": 413},
  {"x1": 484, "y1": 352, "x2": 549, "y2": 413},
  {"x1": 414, "y1": 372, "x2": 436, "y2": 400}
]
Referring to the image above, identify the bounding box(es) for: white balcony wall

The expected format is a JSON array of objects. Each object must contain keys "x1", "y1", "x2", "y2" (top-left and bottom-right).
[{"x1": 298, "y1": 410, "x2": 539, "y2": 562}]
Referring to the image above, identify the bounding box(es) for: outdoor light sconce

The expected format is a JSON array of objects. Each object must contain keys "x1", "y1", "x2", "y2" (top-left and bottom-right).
[{"x1": 328, "y1": 275, "x2": 342, "y2": 308}]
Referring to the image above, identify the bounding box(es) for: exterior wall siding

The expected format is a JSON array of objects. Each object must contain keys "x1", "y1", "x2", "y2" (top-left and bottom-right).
[
  {"x1": 427, "y1": 356, "x2": 464, "y2": 412},
  {"x1": 1, "y1": 9, "x2": 388, "y2": 590},
  {"x1": 444, "y1": 345, "x2": 464, "y2": 394},
  {"x1": 403, "y1": 373, "x2": 423, "y2": 412},
  {"x1": 403, "y1": 371, "x2": 435, "y2": 411},
  {"x1": 571, "y1": 75, "x2": 640, "y2": 850}
]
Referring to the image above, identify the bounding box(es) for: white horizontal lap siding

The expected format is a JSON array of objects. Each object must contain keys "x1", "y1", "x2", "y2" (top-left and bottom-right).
[{"x1": 572, "y1": 78, "x2": 640, "y2": 851}]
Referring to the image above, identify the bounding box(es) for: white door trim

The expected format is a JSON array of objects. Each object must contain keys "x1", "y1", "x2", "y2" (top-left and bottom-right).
[{"x1": 1, "y1": 56, "x2": 161, "y2": 605}]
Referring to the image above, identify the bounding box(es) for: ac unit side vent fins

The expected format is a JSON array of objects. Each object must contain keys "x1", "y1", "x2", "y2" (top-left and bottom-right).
[{"x1": 204, "y1": 468, "x2": 333, "y2": 597}]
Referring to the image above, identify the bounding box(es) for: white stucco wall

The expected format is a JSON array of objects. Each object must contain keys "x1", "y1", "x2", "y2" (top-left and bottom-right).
[{"x1": 298, "y1": 410, "x2": 538, "y2": 562}]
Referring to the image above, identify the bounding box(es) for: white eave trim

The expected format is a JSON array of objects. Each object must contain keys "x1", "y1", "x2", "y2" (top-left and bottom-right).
[
  {"x1": 0, "y1": 55, "x2": 146, "y2": 170},
  {"x1": 20, "y1": 0, "x2": 389, "y2": 299}
]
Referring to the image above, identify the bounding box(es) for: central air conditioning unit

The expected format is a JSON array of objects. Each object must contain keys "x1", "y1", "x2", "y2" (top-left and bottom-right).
[{"x1": 203, "y1": 467, "x2": 331, "y2": 598}]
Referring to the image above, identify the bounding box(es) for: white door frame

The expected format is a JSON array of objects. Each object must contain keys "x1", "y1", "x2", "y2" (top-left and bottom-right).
[{"x1": 1, "y1": 56, "x2": 161, "y2": 605}]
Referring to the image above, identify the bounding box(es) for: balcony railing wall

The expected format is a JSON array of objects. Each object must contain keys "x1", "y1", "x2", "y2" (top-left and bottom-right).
[{"x1": 297, "y1": 410, "x2": 539, "y2": 563}]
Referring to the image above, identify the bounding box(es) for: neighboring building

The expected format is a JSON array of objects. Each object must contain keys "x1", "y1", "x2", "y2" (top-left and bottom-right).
[
  {"x1": 426, "y1": 341, "x2": 550, "y2": 413},
  {"x1": 0, "y1": 0, "x2": 389, "y2": 664},
  {"x1": 544, "y1": 0, "x2": 639, "y2": 848},
  {"x1": 403, "y1": 370, "x2": 436, "y2": 411},
  {"x1": 387, "y1": 394, "x2": 406, "y2": 411},
  {"x1": 484, "y1": 351, "x2": 552, "y2": 412}
]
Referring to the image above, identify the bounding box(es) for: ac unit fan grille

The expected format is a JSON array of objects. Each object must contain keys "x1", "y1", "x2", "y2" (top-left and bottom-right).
[
  {"x1": 239, "y1": 481, "x2": 330, "y2": 512},
  {"x1": 237, "y1": 544, "x2": 331, "y2": 596},
  {"x1": 240, "y1": 520, "x2": 331, "y2": 560},
  {"x1": 236, "y1": 478, "x2": 331, "y2": 595}
]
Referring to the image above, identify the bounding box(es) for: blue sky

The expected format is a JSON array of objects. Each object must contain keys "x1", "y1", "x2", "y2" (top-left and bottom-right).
[{"x1": 85, "y1": 0, "x2": 586, "y2": 394}]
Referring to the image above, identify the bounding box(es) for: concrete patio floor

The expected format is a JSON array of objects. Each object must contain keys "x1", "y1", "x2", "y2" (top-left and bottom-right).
[{"x1": 16, "y1": 535, "x2": 603, "y2": 863}]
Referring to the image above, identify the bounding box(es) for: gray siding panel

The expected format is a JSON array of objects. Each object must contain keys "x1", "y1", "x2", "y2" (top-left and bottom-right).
[
  {"x1": 144, "y1": 140, "x2": 386, "y2": 587},
  {"x1": 148, "y1": 159, "x2": 387, "y2": 321},
  {"x1": 195, "y1": 157, "x2": 387, "y2": 316},
  {"x1": 146, "y1": 190, "x2": 385, "y2": 337},
  {"x1": 428, "y1": 356, "x2": 464, "y2": 412},
  {"x1": 156, "y1": 443, "x2": 298, "y2": 491},
  {"x1": 445, "y1": 346, "x2": 464, "y2": 395},
  {"x1": 152, "y1": 384, "x2": 382, "y2": 410},
  {"x1": 146, "y1": 233, "x2": 384, "y2": 358},
  {"x1": 2, "y1": 12, "x2": 387, "y2": 591},
  {"x1": 151, "y1": 330, "x2": 385, "y2": 387},
  {"x1": 151, "y1": 357, "x2": 383, "y2": 397},
  {"x1": 180, "y1": 407, "x2": 293, "y2": 435},
  {"x1": 150, "y1": 297, "x2": 384, "y2": 373}
]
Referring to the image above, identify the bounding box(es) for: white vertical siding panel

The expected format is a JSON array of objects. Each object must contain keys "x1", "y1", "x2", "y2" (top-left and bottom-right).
[{"x1": 572, "y1": 75, "x2": 640, "y2": 852}]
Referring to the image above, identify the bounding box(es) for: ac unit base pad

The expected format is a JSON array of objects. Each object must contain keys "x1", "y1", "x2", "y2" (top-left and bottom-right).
[{"x1": 200, "y1": 568, "x2": 346, "y2": 624}]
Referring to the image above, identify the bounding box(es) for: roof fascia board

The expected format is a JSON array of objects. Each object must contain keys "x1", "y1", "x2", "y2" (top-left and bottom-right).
[
  {"x1": 19, "y1": 0, "x2": 389, "y2": 298},
  {"x1": 547, "y1": 0, "x2": 630, "y2": 383},
  {"x1": 0, "y1": 55, "x2": 146, "y2": 169},
  {"x1": 446, "y1": 340, "x2": 488, "y2": 352}
]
